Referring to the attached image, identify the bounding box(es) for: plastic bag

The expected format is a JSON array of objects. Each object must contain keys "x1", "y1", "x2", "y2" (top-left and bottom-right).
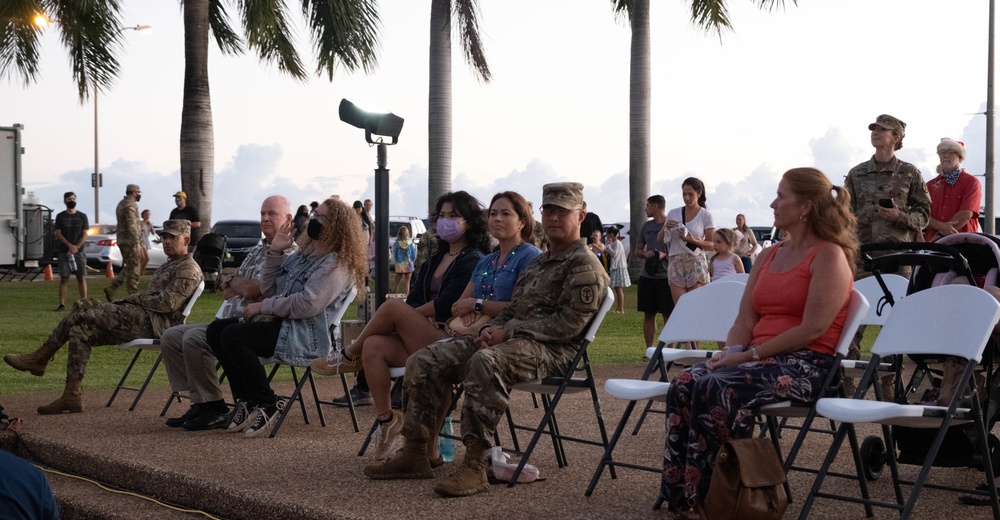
[{"x1": 488, "y1": 446, "x2": 540, "y2": 483}]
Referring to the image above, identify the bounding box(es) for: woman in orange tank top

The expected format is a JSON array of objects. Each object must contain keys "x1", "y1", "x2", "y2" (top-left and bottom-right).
[{"x1": 661, "y1": 168, "x2": 858, "y2": 514}]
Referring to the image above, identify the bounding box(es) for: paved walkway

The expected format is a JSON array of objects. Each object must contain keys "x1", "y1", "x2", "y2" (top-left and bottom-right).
[{"x1": 1, "y1": 364, "x2": 996, "y2": 519}]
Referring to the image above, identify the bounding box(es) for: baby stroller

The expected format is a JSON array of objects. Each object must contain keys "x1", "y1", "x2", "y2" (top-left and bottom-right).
[
  {"x1": 858, "y1": 232, "x2": 1000, "y2": 479},
  {"x1": 193, "y1": 232, "x2": 226, "y2": 292}
]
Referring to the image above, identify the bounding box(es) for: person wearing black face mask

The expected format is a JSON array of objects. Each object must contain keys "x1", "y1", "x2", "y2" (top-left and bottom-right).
[{"x1": 53, "y1": 191, "x2": 90, "y2": 311}]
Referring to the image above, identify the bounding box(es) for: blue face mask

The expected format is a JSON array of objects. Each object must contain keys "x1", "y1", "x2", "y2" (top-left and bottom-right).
[{"x1": 435, "y1": 218, "x2": 465, "y2": 243}]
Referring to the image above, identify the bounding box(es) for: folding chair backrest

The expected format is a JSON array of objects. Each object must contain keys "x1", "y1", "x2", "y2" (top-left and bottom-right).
[
  {"x1": 181, "y1": 281, "x2": 206, "y2": 322},
  {"x1": 582, "y1": 287, "x2": 616, "y2": 343},
  {"x1": 723, "y1": 272, "x2": 750, "y2": 285},
  {"x1": 854, "y1": 274, "x2": 908, "y2": 326},
  {"x1": 657, "y1": 281, "x2": 744, "y2": 345},
  {"x1": 872, "y1": 284, "x2": 1000, "y2": 362},
  {"x1": 834, "y1": 289, "x2": 870, "y2": 358},
  {"x1": 329, "y1": 286, "x2": 358, "y2": 349}
]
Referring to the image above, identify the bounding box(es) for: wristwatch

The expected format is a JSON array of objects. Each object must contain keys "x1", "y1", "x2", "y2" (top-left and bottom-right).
[{"x1": 474, "y1": 299, "x2": 484, "y2": 313}]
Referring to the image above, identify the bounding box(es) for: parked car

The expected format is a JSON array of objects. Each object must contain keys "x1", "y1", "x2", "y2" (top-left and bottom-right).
[
  {"x1": 211, "y1": 220, "x2": 263, "y2": 267},
  {"x1": 387, "y1": 216, "x2": 428, "y2": 271},
  {"x1": 82, "y1": 224, "x2": 168, "y2": 272}
]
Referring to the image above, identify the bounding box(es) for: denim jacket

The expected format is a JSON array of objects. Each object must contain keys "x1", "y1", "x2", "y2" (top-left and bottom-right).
[{"x1": 267, "y1": 251, "x2": 354, "y2": 366}]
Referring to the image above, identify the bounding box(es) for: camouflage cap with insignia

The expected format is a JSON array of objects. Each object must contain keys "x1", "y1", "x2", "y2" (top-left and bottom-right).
[
  {"x1": 542, "y1": 182, "x2": 584, "y2": 210},
  {"x1": 868, "y1": 114, "x2": 906, "y2": 137},
  {"x1": 161, "y1": 219, "x2": 191, "y2": 237}
]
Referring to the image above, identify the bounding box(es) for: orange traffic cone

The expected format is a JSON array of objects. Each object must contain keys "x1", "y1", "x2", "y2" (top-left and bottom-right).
[
  {"x1": 105, "y1": 262, "x2": 115, "y2": 278},
  {"x1": 43, "y1": 264, "x2": 53, "y2": 281}
]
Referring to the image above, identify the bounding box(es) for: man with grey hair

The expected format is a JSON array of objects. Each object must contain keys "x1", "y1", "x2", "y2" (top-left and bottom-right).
[
  {"x1": 364, "y1": 182, "x2": 609, "y2": 498},
  {"x1": 159, "y1": 195, "x2": 296, "y2": 430}
]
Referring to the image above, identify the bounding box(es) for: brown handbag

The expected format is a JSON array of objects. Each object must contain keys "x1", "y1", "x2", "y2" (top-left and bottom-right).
[{"x1": 701, "y1": 438, "x2": 788, "y2": 520}]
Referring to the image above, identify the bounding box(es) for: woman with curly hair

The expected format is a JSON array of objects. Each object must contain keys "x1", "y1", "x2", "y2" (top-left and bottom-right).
[
  {"x1": 206, "y1": 198, "x2": 367, "y2": 438},
  {"x1": 661, "y1": 167, "x2": 857, "y2": 515}
]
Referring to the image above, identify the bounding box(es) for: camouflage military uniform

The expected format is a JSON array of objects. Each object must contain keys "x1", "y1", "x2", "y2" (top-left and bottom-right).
[
  {"x1": 845, "y1": 156, "x2": 930, "y2": 276},
  {"x1": 109, "y1": 195, "x2": 143, "y2": 294},
  {"x1": 400, "y1": 238, "x2": 609, "y2": 448},
  {"x1": 44, "y1": 253, "x2": 202, "y2": 381},
  {"x1": 845, "y1": 156, "x2": 930, "y2": 363}
]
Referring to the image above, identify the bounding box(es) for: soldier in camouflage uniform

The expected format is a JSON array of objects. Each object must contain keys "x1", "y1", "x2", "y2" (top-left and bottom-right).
[
  {"x1": 364, "y1": 182, "x2": 610, "y2": 498},
  {"x1": 844, "y1": 115, "x2": 930, "y2": 395},
  {"x1": 105, "y1": 184, "x2": 144, "y2": 300},
  {"x1": 4, "y1": 220, "x2": 202, "y2": 415}
]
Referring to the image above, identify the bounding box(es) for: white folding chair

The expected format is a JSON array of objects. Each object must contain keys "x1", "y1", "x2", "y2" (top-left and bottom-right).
[
  {"x1": 799, "y1": 285, "x2": 1000, "y2": 519},
  {"x1": 722, "y1": 272, "x2": 750, "y2": 285},
  {"x1": 755, "y1": 289, "x2": 869, "y2": 503},
  {"x1": 586, "y1": 281, "x2": 745, "y2": 497},
  {"x1": 502, "y1": 287, "x2": 616, "y2": 486},
  {"x1": 107, "y1": 281, "x2": 206, "y2": 410},
  {"x1": 259, "y1": 286, "x2": 357, "y2": 438}
]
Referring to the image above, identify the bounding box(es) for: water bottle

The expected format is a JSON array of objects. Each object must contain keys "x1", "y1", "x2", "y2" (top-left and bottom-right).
[
  {"x1": 68, "y1": 253, "x2": 77, "y2": 274},
  {"x1": 439, "y1": 417, "x2": 455, "y2": 462}
]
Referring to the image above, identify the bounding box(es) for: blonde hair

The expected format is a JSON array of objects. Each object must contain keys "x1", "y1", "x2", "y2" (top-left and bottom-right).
[
  {"x1": 782, "y1": 167, "x2": 859, "y2": 266},
  {"x1": 714, "y1": 228, "x2": 738, "y2": 252},
  {"x1": 301, "y1": 198, "x2": 368, "y2": 294}
]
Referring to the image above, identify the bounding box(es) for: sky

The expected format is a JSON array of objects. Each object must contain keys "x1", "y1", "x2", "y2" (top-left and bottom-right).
[{"x1": 5, "y1": 0, "x2": 998, "y2": 233}]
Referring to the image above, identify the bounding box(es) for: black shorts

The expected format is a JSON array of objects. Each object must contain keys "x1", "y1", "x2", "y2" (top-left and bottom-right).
[{"x1": 637, "y1": 276, "x2": 673, "y2": 315}]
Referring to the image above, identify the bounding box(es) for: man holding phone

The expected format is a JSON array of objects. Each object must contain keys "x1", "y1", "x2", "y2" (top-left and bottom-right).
[{"x1": 843, "y1": 114, "x2": 930, "y2": 383}]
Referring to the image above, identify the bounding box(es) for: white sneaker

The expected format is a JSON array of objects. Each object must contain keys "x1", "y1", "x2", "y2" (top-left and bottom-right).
[{"x1": 244, "y1": 399, "x2": 286, "y2": 438}]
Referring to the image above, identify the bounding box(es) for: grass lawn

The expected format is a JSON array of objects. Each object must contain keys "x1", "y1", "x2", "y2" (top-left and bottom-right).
[{"x1": 0, "y1": 276, "x2": 877, "y2": 397}]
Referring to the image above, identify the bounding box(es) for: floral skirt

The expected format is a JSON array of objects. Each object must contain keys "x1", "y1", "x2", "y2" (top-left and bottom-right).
[
  {"x1": 667, "y1": 252, "x2": 709, "y2": 288},
  {"x1": 660, "y1": 348, "x2": 834, "y2": 506}
]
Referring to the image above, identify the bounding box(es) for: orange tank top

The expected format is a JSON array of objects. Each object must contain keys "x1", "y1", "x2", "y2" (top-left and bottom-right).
[{"x1": 750, "y1": 242, "x2": 851, "y2": 356}]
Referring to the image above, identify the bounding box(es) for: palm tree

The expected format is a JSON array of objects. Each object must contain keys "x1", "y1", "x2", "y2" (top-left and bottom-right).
[
  {"x1": 427, "y1": 0, "x2": 491, "y2": 214},
  {"x1": 1, "y1": 1, "x2": 124, "y2": 100},
  {"x1": 180, "y1": 0, "x2": 381, "y2": 244},
  {"x1": 611, "y1": 0, "x2": 793, "y2": 273}
]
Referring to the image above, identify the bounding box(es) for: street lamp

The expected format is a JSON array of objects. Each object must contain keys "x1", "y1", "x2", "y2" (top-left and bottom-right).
[
  {"x1": 33, "y1": 15, "x2": 151, "y2": 223},
  {"x1": 91, "y1": 24, "x2": 152, "y2": 223},
  {"x1": 339, "y1": 99, "x2": 404, "y2": 308}
]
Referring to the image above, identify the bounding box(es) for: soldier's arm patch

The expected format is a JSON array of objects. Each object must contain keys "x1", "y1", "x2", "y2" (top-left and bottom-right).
[{"x1": 580, "y1": 285, "x2": 595, "y2": 305}]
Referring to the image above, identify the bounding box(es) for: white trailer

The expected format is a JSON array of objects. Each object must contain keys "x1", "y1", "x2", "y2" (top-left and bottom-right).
[{"x1": 0, "y1": 124, "x2": 24, "y2": 267}]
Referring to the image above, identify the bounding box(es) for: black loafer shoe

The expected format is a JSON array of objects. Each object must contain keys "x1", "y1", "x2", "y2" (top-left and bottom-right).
[
  {"x1": 182, "y1": 409, "x2": 230, "y2": 431},
  {"x1": 166, "y1": 405, "x2": 203, "y2": 427}
]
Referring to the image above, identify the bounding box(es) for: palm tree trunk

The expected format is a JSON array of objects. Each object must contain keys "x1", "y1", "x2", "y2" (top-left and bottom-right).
[
  {"x1": 180, "y1": 0, "x2": 214, "y2": 245},
  {"x1": 628, "y1": 0, "x2": 651, "y2": 277},
  {"x1": 427, "y1": 0, "x2": 452, "y2": 215}
]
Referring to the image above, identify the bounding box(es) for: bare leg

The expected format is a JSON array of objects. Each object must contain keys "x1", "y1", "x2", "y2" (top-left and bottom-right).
[
  {"x1": 642, "y1": 312, "x2": 657, "y2": 347},
  {"x1": 58, "y1": 277, "x2": 69, "y2": 306},
  {"x1": 613, "y1": 287, "x2": 625, "y2": 313},
  {"x1": 392, "y1": 273, "x2": 403, "y2": 294},
  {"x1": 361, "y1": 334, "x2": 412, "y2": 419},
  {"x1": 401, "y1": 272, "x2": 412, "y2": 296},
  {"x1": 346, "y1": 299, "x2": 447, "y2": 359},
  {"x1": 78, "y1": 276, "x2": 88, "y2": 299},
  {"x1": 669, "y1": 283, "x2": 687, "y2": 304}
]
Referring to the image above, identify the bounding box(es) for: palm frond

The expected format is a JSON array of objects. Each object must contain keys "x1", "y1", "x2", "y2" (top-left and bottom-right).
[
  {"x1": 0, "y1": 0, "x2": 45, "y2": 86},
  {"x1": 208, "y1": 0, "x2": 245, "y2": 56},
  {"x1": 240, "y1": 0, "x2": 307, "y2": 80},
  {"x1": 690, "y1": 0, "x2": 795, "y2": 38},
  {"x1": 453, "y1": 0, "x2": 491, "y2": 83},
  {"x1": 610, "y1": 0, "x2": 632, "y2": 25},
  {"x1": 50, "y1": 0, "x2": 126, "y2": 100},
  {"x1": 300, "y1": 0, "x2": 381, "y2": 81}
]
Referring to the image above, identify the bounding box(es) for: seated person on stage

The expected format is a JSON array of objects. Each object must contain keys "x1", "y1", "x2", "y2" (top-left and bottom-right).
[
  {"x1": 363, "y1": 182, "x2": 609, "y2": 498},
  {"x1": 311, "y1": 191, "x2": 490, "y2": 454},
  {"x1": 205, "y1": 199, "x2": 368, "y2": 437},
  {"x1": 159, "y1": 195, "x2": 297, "y2": 430},
  {"x1": 3, "y1": 220, "x2": 202, "y2": 415},
  {"x1": 660, "y1": 168, "x2": 856, "y2": 514}
]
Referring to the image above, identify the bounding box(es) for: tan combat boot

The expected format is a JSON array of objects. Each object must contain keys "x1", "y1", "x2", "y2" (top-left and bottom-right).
[
  {"x1": 38, "y1": 379, "x2": 84, "y2": 414},
  {"x1": 4, "y1": 345, "x2": 57, "y2": 377},
  {"x1": 364, "y1": 438, "x2": 433, "y2": 479},
  {"x1": 433, "y1": 443, "x2": 490, "y2": 497}
]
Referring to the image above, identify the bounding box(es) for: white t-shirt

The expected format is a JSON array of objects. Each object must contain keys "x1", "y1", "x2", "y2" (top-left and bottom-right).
[{"x1": 664, "y1": 206, "x2": 715, "y2": 257}]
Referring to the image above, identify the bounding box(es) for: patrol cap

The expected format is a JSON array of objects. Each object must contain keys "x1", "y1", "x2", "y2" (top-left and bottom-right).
[
  {"x1": 126, "y1": 184, "x2": 141, "y2": 194},
  {"x1": 541, "y1": 182, "x2": 584, "y2": 210},
  {"x1": 173, "y1": 191, "x2": 187, "y2": 199},
  {"x1": 160, "y1": 219, "x2": 191, "y2": 237},
  {"x1": 868, "y1": 114, "x2": 906, "y2": 137}
]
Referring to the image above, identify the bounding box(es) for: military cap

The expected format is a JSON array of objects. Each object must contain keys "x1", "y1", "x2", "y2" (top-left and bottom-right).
[
  {"x1": 161, "y1": 219, "x2": 191, "y2": 237},
  {"x1": 173, "y1": 191, "x2": 187, "y2": 199},
  {"x1": 126, "y1": 184, "x2": 141, "y2": 194},
  {"x1": 541, "y1": 182, "x2": 585, "y2": 210},
  {"x1": 868, "y1": 114, "x2": 906, "y2": 137}
]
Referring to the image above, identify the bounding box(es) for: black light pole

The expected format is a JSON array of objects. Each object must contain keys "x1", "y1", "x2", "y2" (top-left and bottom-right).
[
  {"x1": 987, "y1": 0, "x2": 996, "y2": 234},
  {"x1": 339, "y1": 99, "x2": 404, "y2": 310}
]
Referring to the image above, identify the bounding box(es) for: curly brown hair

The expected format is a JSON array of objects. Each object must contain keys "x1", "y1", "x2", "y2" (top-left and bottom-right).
[{"x1": 302, "y1": 198, "x2": 368, "y2": 294}]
